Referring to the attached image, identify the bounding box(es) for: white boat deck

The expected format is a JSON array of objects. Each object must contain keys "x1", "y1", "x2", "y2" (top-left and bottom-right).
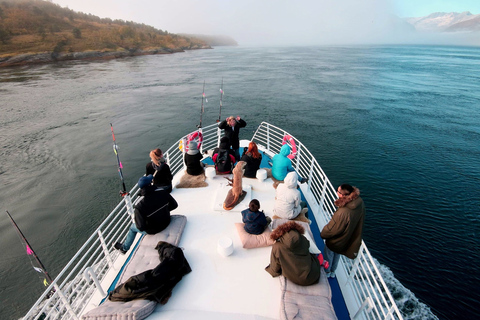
[{"x1": 154, "y1": 172, "x2": 281, "y2": 319}]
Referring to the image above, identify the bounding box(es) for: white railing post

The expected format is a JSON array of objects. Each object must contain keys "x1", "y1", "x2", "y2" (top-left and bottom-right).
[
  {"x1": 53, "y1": 283, "x2": 80, "y2": 320},
  {"x1": 266, "y1": 124, "x2": 270, "y2": 151},
  {"x1": 83, "y1": 267, "x2": 107, "y2": 298},
  {"x1": 353, "y1": 297, "x2": 374, "y2": 319},
  {"x1": 97, "y1": 230, "x2": 115, "y2": 270},
  {"x1": 217, "y1": 127, "x2": 222, "y2": 147},
  {"x1": 295, "y1": 142, "x2": 302, "y2": 172},
  {"x1": 123, "y1": 193, "x2": 135, "y2": 223},
  {"x1": 307, "y1": 158, "x2": 315, "y2": 191},
  {"x1": 346, "y1": 244, "x2": 364, "y2": 286}
]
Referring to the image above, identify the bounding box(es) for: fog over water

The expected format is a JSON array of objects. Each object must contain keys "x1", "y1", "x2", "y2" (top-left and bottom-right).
[{"x1": 51, "y1": 0, "x2": 480, "y2": 46}]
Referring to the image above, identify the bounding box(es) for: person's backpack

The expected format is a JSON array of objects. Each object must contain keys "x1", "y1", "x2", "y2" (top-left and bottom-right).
[{"x1": 215, "y1": 149, "x2": 232, "y2": 172}]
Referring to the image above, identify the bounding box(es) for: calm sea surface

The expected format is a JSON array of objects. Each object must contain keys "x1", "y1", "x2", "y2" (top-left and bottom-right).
[{"x1": 1, "y1": 45, "x2": 479, "y2": 319}]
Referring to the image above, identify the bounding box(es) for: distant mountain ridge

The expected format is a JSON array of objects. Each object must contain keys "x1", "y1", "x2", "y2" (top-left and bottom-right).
[{"x1": 405, "y1": 11, "x2": 480, "y2": 32}]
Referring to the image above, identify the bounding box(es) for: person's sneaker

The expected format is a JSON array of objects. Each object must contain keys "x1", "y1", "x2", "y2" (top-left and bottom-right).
[
  {"x1": 328, "y1": 271, "x2": 336, "y2": 278},
  {"x1": 300, "y1": 177, "x2": 308, "y2": 184},
  {"x1": 114, "y1": 242, "x2": 127, "y2": 254}
]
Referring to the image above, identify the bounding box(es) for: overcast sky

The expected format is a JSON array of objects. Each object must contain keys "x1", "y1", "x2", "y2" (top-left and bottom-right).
[{"x1": 51, "y1": 0, "x2": 480, "y2": 46}]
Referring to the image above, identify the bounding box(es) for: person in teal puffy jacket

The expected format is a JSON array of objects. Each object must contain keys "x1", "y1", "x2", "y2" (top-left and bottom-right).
[{"x1": 271, "y1": 144, "x2": 308, "y2": 183}]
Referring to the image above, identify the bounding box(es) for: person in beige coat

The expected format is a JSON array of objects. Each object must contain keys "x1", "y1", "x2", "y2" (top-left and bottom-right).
[{"x1": 320, "y1": 184, "x2": 365, "y2": 278}]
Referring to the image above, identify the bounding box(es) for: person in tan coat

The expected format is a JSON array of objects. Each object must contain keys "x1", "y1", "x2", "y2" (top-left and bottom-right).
[
  {"x1": 265, "y1": 221, "x2": 320, "y2": 286},
  {"x1": 321, "y1": 184, "x2": 365, "y2": 278}
]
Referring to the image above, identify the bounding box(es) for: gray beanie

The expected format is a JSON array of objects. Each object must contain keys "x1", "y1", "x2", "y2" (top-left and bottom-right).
[{"x1": 187, "y1": 141, "x2": 199, "y2": 155}]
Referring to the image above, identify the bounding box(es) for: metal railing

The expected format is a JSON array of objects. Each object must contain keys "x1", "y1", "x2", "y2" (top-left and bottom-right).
[
  {"x1": 23, "y1": 123, "x2": 221, "y2": 320},
  {"x1": 24, "y1": 122, "x2": 402, "y2": 320},
  {"x1": 251, "y1": 122, "x2": 403, "y2": 320}
]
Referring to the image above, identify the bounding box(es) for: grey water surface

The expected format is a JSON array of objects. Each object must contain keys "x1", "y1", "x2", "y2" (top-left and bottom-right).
[{"x1": 1, "y1": 45, "x2": 479, "y2": 320}]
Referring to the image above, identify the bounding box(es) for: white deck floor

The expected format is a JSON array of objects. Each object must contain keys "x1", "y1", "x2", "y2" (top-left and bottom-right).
[{"x1": 152, "y1": 170, "x2": 281, "y2": 319}]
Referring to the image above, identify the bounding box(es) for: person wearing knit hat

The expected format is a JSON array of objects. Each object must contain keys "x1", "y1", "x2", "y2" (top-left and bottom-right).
[
  {"x1": 146, "y1": 148, "x2": 173, "y2": 193},
  {"x1": 184, "y1": 141, "x2": 204, "y2": 176},
  {"x1": 114, "y1": 174, "x2": 178, "y2": 254}
]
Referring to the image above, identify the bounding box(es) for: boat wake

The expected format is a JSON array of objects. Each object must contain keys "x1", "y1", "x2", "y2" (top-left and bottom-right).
[{"x1": 375, "y1": 258, "x2": 439, "y2": 320}]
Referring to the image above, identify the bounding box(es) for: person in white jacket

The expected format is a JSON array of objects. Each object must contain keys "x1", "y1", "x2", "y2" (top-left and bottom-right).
[{"x1": 273, "y1": 172, "x2": 308, "y2": 219}]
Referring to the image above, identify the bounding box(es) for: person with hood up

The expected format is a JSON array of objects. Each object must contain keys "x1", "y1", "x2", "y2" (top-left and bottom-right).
[
  {"x1": 273, "y1": 172, "x2": 308, "y2": 220},
  {"x1": 213, "y1": 136, "x2": 236, "y2": 174},
  {"x1": 321, "y1": 184, "x2": 365, "y2": 278},
  {"x1": 114, "y1": 175, "x2": 178, "y2": 254},
  {"x1": 271, "y1": 144, "x2": 307, "y2": 184},
  {"x1": 146, "y1": 148, "x2": 173, "y2": 193},
  {"x1": 265, "y1": 221, "x2": 320, "y2": 286},
  {"x1": 184, "y1": 140, "x2": 204, "y2": 176},
  {"x1": 218, "y1": 115, "x2": 247, "y2": 161}
]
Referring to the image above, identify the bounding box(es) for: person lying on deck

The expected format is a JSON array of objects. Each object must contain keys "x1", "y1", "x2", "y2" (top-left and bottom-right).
[{"x1": 114, "y1": 175, "x2": 178, "y2": 254}]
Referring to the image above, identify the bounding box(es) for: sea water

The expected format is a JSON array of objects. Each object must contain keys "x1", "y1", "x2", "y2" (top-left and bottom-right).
[{"x1": 1, "y1": 45, "x2": 479, "y2": 319}]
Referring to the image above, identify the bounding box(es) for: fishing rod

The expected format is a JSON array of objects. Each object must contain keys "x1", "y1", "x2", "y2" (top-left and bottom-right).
[
  {"x1": 217, "y1": 78, "x2": 224, "y2": 123},
  {"x1": 110, "y1": 123, "x2": 127, "y2": 196},
  {"x1": 5, "y1": 210, "x2": 53, "y2": 287},
  {"x1": 197, "y1": 80, "x2": 206, "y2": 129}
]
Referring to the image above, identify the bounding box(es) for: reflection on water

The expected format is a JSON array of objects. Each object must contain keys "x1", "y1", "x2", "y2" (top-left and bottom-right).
[{"x1": 1, "y1": 46, "x2": 479, "y2": 319}]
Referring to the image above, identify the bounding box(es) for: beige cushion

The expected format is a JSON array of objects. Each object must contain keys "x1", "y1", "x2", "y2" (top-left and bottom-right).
[{"x1": 235, "y1": 223, "x2": 275, "y2": 249}]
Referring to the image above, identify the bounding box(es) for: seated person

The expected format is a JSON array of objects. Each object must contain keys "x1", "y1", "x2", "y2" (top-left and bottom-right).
[
  {"x1": 240, "y1": 141, "x2": 262, "y2": 178},
  {"x1": 265, "y1": 221, "x2": 320, "y2": 286},
  {"x1": 273, "y1": 172, "x2": 307, "y2": 220},
  {"x1": 184, "y1": 141, "x2": 204, "y2": 176},
  {"x1": 146, "y1": 148, "x2": 173, "y2": 193},
  {"x1": 213, "y1": 136, "x2": 236, "y2": 174},
  {"x1": 114, "y1": 175, "x2": 178, "y2": 254},
  {"x1": 241, "y1": 199, "x2": 271, "y2": 235},
  {"x1": 271, "y1": 144, "x2": 307, "y2": 183}
]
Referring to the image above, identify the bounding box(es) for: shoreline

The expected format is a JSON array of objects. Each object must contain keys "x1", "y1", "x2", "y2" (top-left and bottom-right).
[{"x1": 0, "y1": 46, "x2": 212, "y2": 68}]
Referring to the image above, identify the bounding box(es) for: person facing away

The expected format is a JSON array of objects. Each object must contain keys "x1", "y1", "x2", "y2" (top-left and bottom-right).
[
  {"x1": 146, "y1": 148, "x2": 173, "y2": 193},
  {"x1": 241, "y1": 199, "x2": 272, "y2": 235},
  {"x1": 184, "y1": 141, "x2": 204, "y2": 176},
  {"x1": 271, "y1": 144, "x2": 308, "y2": 184},
  {"x1": 213, "y1": 136, "x2": 236, "y2": 174},
  {"x1": 240, "y1": 141, "x2": 262, "y2": 178},
  {"x1": 218, "y1": 115, "x2": 247, "y2": 161},
  {"x1": 114, "y1": 175, "x2": 179, "y2": 254},
  {"x1": 320, "y1": 184, "x2": 365, "y2": 278},
  {"x1": 273, "y1": 172, "x2": 307, "y2": 220},
  {"x1": 265, "y1": 221, "x2": 320, "y2": 286}
]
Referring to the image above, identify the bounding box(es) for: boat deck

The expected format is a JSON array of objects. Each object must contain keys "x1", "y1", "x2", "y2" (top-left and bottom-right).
[{"x1": 110, "y1": 145, "x2": 347, "y2": 319}]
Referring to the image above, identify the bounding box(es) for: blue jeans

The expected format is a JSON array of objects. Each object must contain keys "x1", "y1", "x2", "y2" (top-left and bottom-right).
[
  {"x1": 123, "y1": 223, "x2": 146, "y2": 251},
  {"x1": 323, "y1": 243, "x2": 340, "y2": 273}
]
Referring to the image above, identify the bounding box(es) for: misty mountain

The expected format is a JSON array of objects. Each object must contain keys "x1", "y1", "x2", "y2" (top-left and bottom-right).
[{"x1": 405, "y1": 12, "x2": 480, "y2": 32}]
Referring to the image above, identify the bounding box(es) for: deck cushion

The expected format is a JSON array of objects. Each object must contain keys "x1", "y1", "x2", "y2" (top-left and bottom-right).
[
  {"x1": 279, "y1": 272, "x2": 337, "y2": 320},
  {"x1": 82, "y1": 215, "x2": 187, "y2": 320},
  {"x1": 235, "y1": 223, "x2": 275, "y2": 248}
]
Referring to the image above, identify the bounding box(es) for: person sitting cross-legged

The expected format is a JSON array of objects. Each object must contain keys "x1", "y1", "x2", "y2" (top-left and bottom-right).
[{"x1": 114, "y1": 174, "x2": 178, "y2": 254}]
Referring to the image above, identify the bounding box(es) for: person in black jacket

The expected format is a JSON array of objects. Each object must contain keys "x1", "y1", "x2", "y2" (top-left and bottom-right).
[
  {"x1": 146, "y1": 148, "x2": 173, "y2": 193},
  {"x1": 218, "y1": 115, "x2": 247, "y2": 161},
  {"x1": 184, "y1": 141, "x2": 204, "y2": 176},
  {"x1": 114, "y1": 175, "x2": 178, "y2": 254},
  {"x1": 109, "y1": 241, "x2": 191, "y2": 304},
  {"x1": 240, "y1": 141, "x2": 262, "y2": 178}
]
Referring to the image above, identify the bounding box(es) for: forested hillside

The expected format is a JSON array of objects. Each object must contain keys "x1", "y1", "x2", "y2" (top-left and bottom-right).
[{"x1": 0, "y1": 0, "x2": 209, "y2": 61}]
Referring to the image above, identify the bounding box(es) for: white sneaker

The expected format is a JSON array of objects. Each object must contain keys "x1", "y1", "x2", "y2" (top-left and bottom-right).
[{"x1": 328, "y1": 271, "x2": 336, "y2": 278}]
